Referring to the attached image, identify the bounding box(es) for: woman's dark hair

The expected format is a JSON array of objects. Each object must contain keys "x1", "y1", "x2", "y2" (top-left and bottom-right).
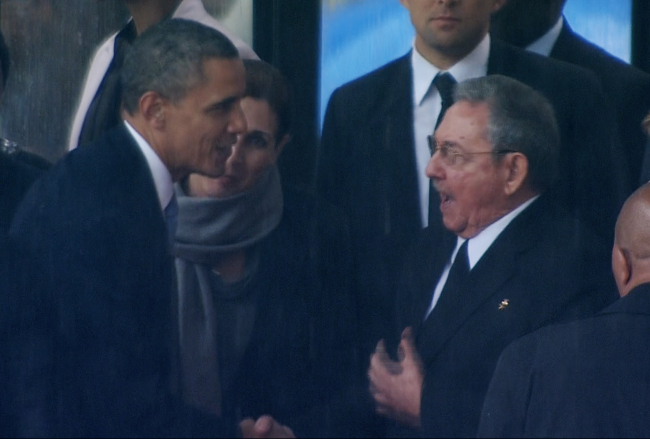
[
  {"x1": 0, "y1": 30, "x2": 10, "y2": 89},
  {"x1": 243, "y1": 59, "x2": 292, "y2": 142}
]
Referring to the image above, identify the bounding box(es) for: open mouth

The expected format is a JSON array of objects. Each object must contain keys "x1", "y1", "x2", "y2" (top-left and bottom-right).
[{"x1": 439, "y1": 191, "x2": 453, "y2": 210}]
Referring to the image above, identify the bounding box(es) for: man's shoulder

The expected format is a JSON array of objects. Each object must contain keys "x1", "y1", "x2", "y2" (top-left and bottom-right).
[
  {"x1": 14, "y1": 127, "x2": 145, "y2": 224},
  {"x1": 553, "y1": 24, "x2": 650, "y2": 91},
  {"x1": 329, "y1": 53, "x2": 410, "y2": 102},
  {"x1": 490, "y1": 38, "x2": 603, "y2": 91}
]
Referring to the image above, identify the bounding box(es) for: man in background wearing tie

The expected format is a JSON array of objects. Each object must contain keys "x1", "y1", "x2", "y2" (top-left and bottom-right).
[
  {"x1": 368, "y1": 75, "x2": 618, "y2": 438},
  {"x1": 490, "y1": 0, "x2": 650, "y2": 194},
  {"x1": 317, "y1": 0, "x2": 625, "y2": 376},
  {"x1": 6, "y1": 19, "x2": 290, "y2": 438},
  {"x1": 68, "y1": 0, "x2": 258, "y2": 152}
]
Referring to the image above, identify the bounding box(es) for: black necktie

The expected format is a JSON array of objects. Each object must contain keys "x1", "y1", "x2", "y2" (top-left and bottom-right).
[
  {"x1": 440, "y1": 239, "x2": 469, "y2": 299},
  {"x1": 434, "y1": 72, "x2": 457, "y2": 130},
  {"x1": 428, "y1": 72, "x2": 457, "y2": 228},
  {"x1": 164, "y1": 194, "x2": 179, "y2": 249}
]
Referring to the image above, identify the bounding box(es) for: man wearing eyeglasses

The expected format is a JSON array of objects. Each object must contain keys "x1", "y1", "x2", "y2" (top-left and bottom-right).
[{"x1": 368, "y1": 75, "x2": 618, "y2": 438}]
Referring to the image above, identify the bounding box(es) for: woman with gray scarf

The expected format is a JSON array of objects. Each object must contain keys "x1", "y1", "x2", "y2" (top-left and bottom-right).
[{"x1": 173, "y1": 60, "x2": 358, "y2": 437}]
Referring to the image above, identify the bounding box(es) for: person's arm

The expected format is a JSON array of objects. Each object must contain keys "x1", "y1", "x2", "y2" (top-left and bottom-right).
[{"x1": 477, "y1": 336, "x2": 536, "y2": 438}]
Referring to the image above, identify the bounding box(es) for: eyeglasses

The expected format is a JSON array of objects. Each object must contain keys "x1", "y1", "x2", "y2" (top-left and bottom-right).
[{"x1": 427, "y1": 135, "x2": 516, "y2": 166}]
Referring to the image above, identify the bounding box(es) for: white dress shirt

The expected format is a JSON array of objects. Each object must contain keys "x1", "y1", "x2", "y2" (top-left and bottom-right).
[
  {"x1": 411, "y1": 35, "x2": 490, "y2": 227},
  {"x1": 424, "y1": 196, "x2": 539, "y2": 319},
  {"x1": 124, "y1": 121, "x2": 174, "y2": 213}
]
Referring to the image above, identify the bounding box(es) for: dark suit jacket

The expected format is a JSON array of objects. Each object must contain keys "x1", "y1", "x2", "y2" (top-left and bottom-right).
[
  {"x1": 0, "y1": 149, "x2": 50, "y2": 238},
  {"x1": 218, "y1": 187, "x2": 359, "y2": 438},
  {"x1": 317, "y1": 39, "x2": 625, "y2": 358},
  {"x1": 549, "y1": 19, "x2": 650, "y2": 191},
  {"x1": 0, "y1": 148, "x2": 49, "y2": 437},
  {"x1": 478, "y1": 283, "x2": 650, "y2": 438},
  {"x1": 392, "y1": 195, "x2": 618, "y2": 438},
  {"x1": 7, "y1": 125, "x2": 231, "y2": 437}
]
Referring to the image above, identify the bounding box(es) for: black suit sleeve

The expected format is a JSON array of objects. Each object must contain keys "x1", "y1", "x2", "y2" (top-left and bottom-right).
[
  {"x1": 7, "y1": 173, "x2": 234, "y2": 438},
  {"x1": 477, "y1": 336, "x2": 536, "y2": 438}
]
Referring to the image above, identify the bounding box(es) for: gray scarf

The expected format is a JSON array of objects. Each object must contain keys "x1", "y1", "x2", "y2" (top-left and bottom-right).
[
  {"x1": 172, "y1": 165, "x2": 283, "y2": 415},
  {"x1": 174, "y1": 165, "x2": 283, "y2": 264}
]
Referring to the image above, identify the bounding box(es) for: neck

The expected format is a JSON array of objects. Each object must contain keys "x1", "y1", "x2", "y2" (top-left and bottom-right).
[
  {"x1": 123, "y1": 112, "x2": 187, "y2": 182},
  {"x1": 126, "y1": 0, "x2": 182, "y2": 35},
  {"x1": 415, "y1": 31, "x2": 487, "y2": 71}
]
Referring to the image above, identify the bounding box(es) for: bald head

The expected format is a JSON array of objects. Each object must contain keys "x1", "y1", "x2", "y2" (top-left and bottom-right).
[{"x1": 612, "y1": 183, "x2": 650, "y2": 296}]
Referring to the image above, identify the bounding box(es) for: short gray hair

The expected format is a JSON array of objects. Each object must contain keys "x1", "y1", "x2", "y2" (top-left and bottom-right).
[
  {"x1": 454, "y1": 74, "x2": 560, "y2": 193},
  {"x1": 121, "y1": 18, "x2": 239, "y2": 115}
]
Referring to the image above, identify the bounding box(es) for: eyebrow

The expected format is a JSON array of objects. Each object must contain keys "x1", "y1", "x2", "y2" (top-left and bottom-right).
[
  {"x1": 246, "y1": 129, "x2": 273, "y2": 138},
  {"x1": 205, "y1": 95, "x2": 240, "y2": 112},
  {"x1": 437, "y1": 140, "x2": 462, "y2": 150}
]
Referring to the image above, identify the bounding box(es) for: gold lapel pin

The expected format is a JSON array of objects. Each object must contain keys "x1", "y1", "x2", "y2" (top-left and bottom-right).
[{"x1": 498, "y1": 299, "x2": 509, "y2": 310}]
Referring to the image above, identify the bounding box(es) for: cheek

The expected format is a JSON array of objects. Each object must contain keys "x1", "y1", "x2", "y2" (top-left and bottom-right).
[{"x1": 247, "y1": 153, "x2": 276, "y2": 181}]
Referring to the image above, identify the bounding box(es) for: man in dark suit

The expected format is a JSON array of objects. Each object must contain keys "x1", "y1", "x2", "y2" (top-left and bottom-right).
[
  {"x1": 317, "y1": 0, "x2": 625, "y2": 363},
  {"x1": 0, "y1": 28, "x2": 51, "y2": 238},
  {"x1": 491, "y1": 0, "x2": 650, "y2": 192},
  {"x1": 478, "y1": 182, "x2": 650, "y2": 438},
  {"x1": 367, "y1": 75, "x2": 618, "y2": 438},
  {"x1": 6, "y1": 19, "x2": 291, "y2": 438}
]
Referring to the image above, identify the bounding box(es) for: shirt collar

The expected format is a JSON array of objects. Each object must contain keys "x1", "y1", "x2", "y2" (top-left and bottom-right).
[
  {"x1": 411, "y1": 33, "x2": 490, "y2": 106},
  {"x1": 526, "y1": 16, "x2": 564, "y2": 57},
  {"x1": 124, "y1": 120, "x2": 174, "y2": 211},
  {"x1": 454, "y1": 195, "x2": 539, "y2": 269}
]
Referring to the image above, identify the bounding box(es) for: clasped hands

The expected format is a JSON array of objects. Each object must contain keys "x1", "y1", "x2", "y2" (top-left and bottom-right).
[{"x1": 368, "y1": 327, "x2": 424, "y2": 429}]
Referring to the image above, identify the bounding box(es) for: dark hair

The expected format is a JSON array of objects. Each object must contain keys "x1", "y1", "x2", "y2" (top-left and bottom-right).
[
  {"x1": 454, "y1": 75, "x2": 560, "y2": 193},
  {"x1": 242, "y1": 59, "x2": 292, "y2": 142},
  {"x1": 0, "y1": 30, "x2": 10, "y2": 89},
  {"x1": 121, "y1": 18, "x2": 239, "y2": 115}
]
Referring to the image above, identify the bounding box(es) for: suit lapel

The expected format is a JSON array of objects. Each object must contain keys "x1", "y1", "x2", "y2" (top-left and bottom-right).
[
  {"x1": 416, "y1": 197, "x2": 547, "y2": 362},
  {"x1": 549, "y1": 21, "x2": 576, "y2": 60},
  {"x1": 408, "y1": 229, "x2": 457, "y2": 336}
]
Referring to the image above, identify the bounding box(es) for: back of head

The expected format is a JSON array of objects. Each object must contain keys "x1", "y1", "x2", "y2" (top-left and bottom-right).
[
  {"x1": 490, "y1": 0, "x2": 567, "y2": 48},
  {"x1": 121, "y1": 18, "x2": 239, "y2": 115},
  {"x1": 614, "y1": 183, "x2": 650, "y2": 295},
  {"x1": 454, "y1": 74, "x2": 560, "y2": 193},
  {"x1": 243, "y1": 59, "x2": 292, "y2": 142}
]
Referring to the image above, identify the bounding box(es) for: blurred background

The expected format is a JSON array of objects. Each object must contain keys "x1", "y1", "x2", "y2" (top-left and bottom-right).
[{"x1": 0, "y1": 0, "x2": 644, "y2": 189}]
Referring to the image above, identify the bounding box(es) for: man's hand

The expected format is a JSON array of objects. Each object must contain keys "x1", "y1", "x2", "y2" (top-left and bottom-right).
[
  {"x1": 239, "y1": 415, "x2": 295, "y2": 438},
  {"x1": 368, "y1": 327, "x2": 423, "y2": 429}
]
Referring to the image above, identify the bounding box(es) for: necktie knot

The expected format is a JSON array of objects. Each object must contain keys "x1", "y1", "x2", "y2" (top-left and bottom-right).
[
  {"x1": 428, "y1": 73, "x2": 457, "y2": 227},
  {"x1": 434, "y1": 72, "x2": 456, "y2": 103},
  {"x1": 434, "y1": 72, "x2": 457, "y2": 130},
  {"x1": 451, "y1": 239, "x2": 470, "y2": 277}
]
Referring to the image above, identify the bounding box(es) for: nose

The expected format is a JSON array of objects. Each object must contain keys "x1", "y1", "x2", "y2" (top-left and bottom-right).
[
  {"x1": 227, "y1": 137, "x2": 245, "y2": 166},
  {"x1": 228, "y1": 101, "x2": 247, "y2": 135},
  {"x1": 426, "y1": 149, "x2": 445, "y2": 180}
]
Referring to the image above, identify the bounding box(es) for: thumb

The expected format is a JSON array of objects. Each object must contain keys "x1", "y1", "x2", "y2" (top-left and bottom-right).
[
  {"x1": 255, "y1": 415, "x2": 274, "y2": 434},
  {"x1": 399, "y1": 327, "x2": 418, "y2": 361}
]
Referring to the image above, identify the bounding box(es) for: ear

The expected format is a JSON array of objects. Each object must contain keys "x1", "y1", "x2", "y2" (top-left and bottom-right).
[
  {"x1": 138, "y1": 91, "x2": 167, "y2": 129},
  {"x1": 501, "y1": 152, "x2": 528, "y2": 196},
  {"x1": 612, "y1": 245, "x2": 632, "y2": 297}
]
